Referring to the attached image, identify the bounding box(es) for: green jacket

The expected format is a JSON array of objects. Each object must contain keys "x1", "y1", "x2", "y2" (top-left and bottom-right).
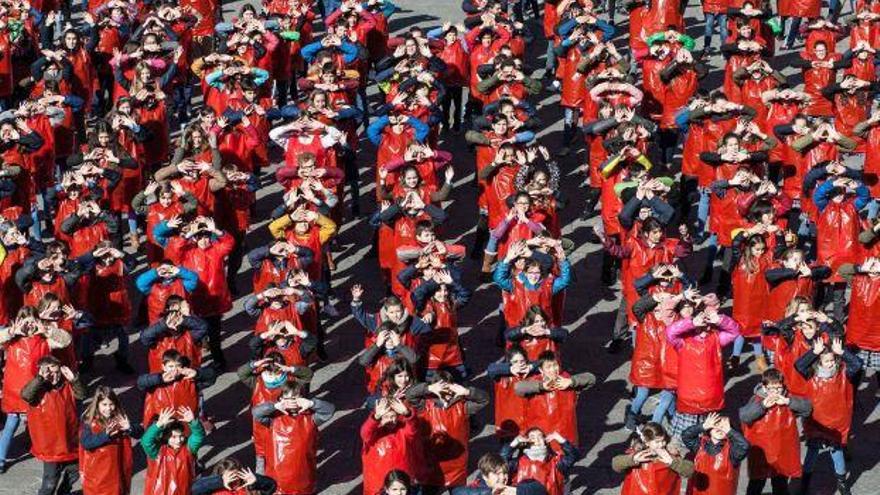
[{"x1": 141, "y1": 420, "x2": 206, "y2": 460}]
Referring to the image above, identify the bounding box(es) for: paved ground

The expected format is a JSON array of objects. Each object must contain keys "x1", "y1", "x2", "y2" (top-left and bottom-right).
[{"x1": 1, "y1": 1, "x2": 880, "y2": 494}]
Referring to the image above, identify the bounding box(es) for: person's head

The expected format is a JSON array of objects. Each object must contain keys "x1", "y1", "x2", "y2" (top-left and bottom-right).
[
  {"x1": 814, "y1": 41, "x2": 828, "y2": 60},
  {"x1": 382, "y1": 470, "x2": 411, "y2": 495},
  {"x1": 781, "y1": 248, "x2": 804, "y2": 270},
  {"x1": 721, "y1": 132, "x2": 740, "y2": 153},
  {"x1": 93, "y1": 120, "x2": 115, "y2": 148},
  {"x1": 0, "y1": 223, "x2": 26, "y2": 246},
  {"x1": 761, "y1": 368, "x2": 786, "y2": 397},
  {"x1": 84, "y1": 385, "x2": 121, "y2": 423},
  {"x1": 817, "y1": 349, "x2": 839, "y2": 374},
  {"x1": 513, "y1": 191, "x2": 532, "y2": 215},
  {"x1": 259, "y1": 352, "x2": 288, "y2": 387},
  {"x1": 641, "y1": 217, "x2": 664, "y2": 245},
  {"x1": 743, "y1": 234, "x2": 767, "y2": 261},
  {"x1": 212, "y1": 457, "x2": 244, "y2": 486},
  {"x1": 163, "y1": 421, "x2": 187, "y2": 449},
  {"x1": 36, "y1": 292, "x2": 63, "y2": 320},
  {"x1": 520, "y1": 305, "x2": 548, "y2": 328},
  {"x1": 161, "y1": 349, "x2": 186, "y2": 375},
  {"x1": 633, "y1": 422, "x2": 669, "y2": 451},
  {"x1": 400, "y1": 165, "x2": 421, "y2": 189},
  {"x1": 506, "y1": 345, "x2": 530, "y2": 375},
  {"x1": 536, "y1": 351, "x2": 560, "y2": 380},
  {"x1": 240, "y1": 79, "x2": 258, "y2": 102},
  {"x1": 155, "y1": 182, "x2": 177, "y2": 207},
  {"x1": 749, "y1": 199, "x2": 775, "y2": 225},
  {"x1": 478, "y1": 453, "x2": 509, "y2": 488},
  {"x1": 491, "y1": 116, "x2": 509, "y2": 135},
  {"x1": 784, "y1": 295, "x2": 811, "y2": 318},
  {"x1": 522, "y1": 259, "x2": 544, "y2": 286},
  {"x1": 279, "y1": 379, "x2": 303, "y2": 401},
  {"x1": 382, "y1": 296, "x2": 405, "y2": 323},
  {"x1": 380, "y1": 358, "x2": 414, "y2": 393},
  {"x1": 414, "y1": 221, "x2": 435, "y2": 245},
  {"x1": 736, "y1": 19, "x2": 753, "y2": 39},
  {"x1": 36, "y1": 356, "x2": 63, "y2": 384},
  {"x1": 63, "y1": 29, "x2": 80, "y2": 50},
  {"x1": 404, "y1": 36, "x2": 419, "y2": 56}
]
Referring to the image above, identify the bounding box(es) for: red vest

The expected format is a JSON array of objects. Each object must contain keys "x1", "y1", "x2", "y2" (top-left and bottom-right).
[
  {"x1": 79, "y1": 421, "x2": 134, "y2": 495},
  {"x1": 28, "y1": 382, "x2": 79, "y2": 462},
  {"x1": 676, "y1": 333, "x2": 725, "y2": 414},
  {"x1": 742, "y1": 398, "x2": 802, "y2": 479},
  {"x1": 686, "y1": 439, "x2": 738, "y2": 495},
  {"x1": 266, "y1": 411, "x2": 318, "y2": 495},
  {"x1": 144, "y1": 446, "x2": 195, "y2": 495}
]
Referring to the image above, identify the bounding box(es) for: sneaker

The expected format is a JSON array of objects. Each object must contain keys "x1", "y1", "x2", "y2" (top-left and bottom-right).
[{"x1": 624, "y1": 408, "x2": 639, "y2": 431}]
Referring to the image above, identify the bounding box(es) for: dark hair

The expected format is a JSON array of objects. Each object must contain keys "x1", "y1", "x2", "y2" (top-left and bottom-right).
[
  {"x1": 519, "y1": 305, "x2": 549, "y2": 328},
  {"x1": 212, "y1": 457, "x2": 243, "y2": 476},
  {"x1": 536, "y1": 350, "x2": 558, "y2": 368},
  {"x1": 630, "y1": 421, "x2": 669, "y2": 451},
  {"x1": 382, "y1": 470, "x2": 411, "y2": 492},
  {"x1": 478, "y1": 453, "x2": 509, "y2": 476},
  {"x1": 505, "y1": 345, "x2": 527, "y2": 362},
  {"x1": 761, "y1": 368, "x2": 785, "y2": 386},
  {"x1": 161, "y1": 349, "x2": 185, "y2": 365}
]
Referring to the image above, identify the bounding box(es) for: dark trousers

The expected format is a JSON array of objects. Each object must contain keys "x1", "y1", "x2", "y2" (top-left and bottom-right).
[
  {"x1": 746, "y1": 477, "x2": 790, "y2": 495},
  {"x1": 204, "y1": 315, "x2": 226, "y2": 367},
  {"x1": 38, "y1": 461, "x2": 78, "y2": 495},
  {"x1": 441, "y1": 86, "x2": 464, "y2": 129}
]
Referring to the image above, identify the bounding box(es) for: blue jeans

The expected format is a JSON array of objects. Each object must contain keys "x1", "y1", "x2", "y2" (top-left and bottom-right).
[
  {"x1": 804, "y1": 440, "x2": 846, "y2": 475},
  {"x1": 786, "y1": 17, "x2": 803, "y2": 47},
  {"x1": 704, "y1": 13, "x2": 728, "y2": 48},
  {"x1": 866, "y1": 199, "x2": 879, "y2": 220},
  {"x1": 732, "y1": 336, "x2": 763, "y2": 357},
  {"x1": 696, "y1": 187, "x2": 711, "y2": 234},
  {"x1": 631, "y1": 388, "x2": 677, "y2": 421},
  {"x1": 0, "y1": 413, "x2": 22, "y2": 465},
  {"x1": 545, "y1": 41, "x2": 557, "y2": 74}
]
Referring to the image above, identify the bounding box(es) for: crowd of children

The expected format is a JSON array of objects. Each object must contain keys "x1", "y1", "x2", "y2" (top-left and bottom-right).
[{"x1": 0, "y1": 0, "x2": 877, "y2": 493}]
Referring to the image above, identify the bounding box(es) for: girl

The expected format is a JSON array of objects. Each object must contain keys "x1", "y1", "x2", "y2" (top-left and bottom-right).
[
  {"x1": 253, "y1": 381, "x2": 335, "y2": 495},
  {"x1": 191, "y1": 457, "x2": 276, "y2": 495},
  {"x1": 730, "y1": 234, "x2": 771, "y2": 371},
  {"x1": 796, "y1": 338, "x2": 863, "y2": 495},
  {"x1": 612, "y1": 422, "x2": 694, "y2": 494},
  {"x1": 79, "y1": 386, "x2": 143, "y2": 495},
  {"x1": 739, "y1": 368, "x2": 812, "y2": 495},
  {"x1": 681, "y1": 412, "x2": 749, "y2": 495},
  {"x1": 141, "y1": 406, "x2": 205, "y2": 495}
]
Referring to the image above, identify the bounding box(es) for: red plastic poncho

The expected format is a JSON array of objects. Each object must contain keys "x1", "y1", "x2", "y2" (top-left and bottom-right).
[
  {"x1": 266, "y1": 411, "x2": 318, "y2": 495},
  {"x1": 685, "y1": 438, "x2": 738, "y2": 495},
  {"x1": 742, "y1": 397, "x2": 802, "y2": 479},
  {"x1": 28, "y1": 381, "x2": 79, "y2": 462},
  {"x1": 79, "y1": 422, "x2": 134, "y2": 495}
]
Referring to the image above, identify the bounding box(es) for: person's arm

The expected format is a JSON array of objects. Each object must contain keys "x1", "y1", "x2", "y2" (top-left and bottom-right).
[
  {"x1": 21, "y1": 375, "x2": 49, "y2": 405},
  {"x1": 738, "y1": 397, "x2": 767, "y2": 425},
  {"x1": 788, "y1": 395, "x2": 813, "y2": 417},
  {"x1": 669, "y1": 456, "x2": 695, "y2": 477},
  {"x1": 795, "y1": 350, "x2": 819, "y2": 379},
  {"x1": 139, "y1": 320, "x2": 169, "y2": 347},
  {"x1": 80, "y1": 424, "x2": 114, "y2": 450},
  {"x1": 186, "y1": 418, "x2": 206, "y2": 453},
  {"x1": 136, "y1": 372, "x2": 165, "y2": 391},
  {"x1": 726, "y1": 428, "x2": 750, "y2": 464},
  {"x1": 665, "y1": 318, "x2": 695, "y2": 349},
  {"x1": 570, "y1": 371, "x2": 597, "y2": 390},
  {"x1": 492, "y1": 260, "x2": 514, "y2": 292},
  {"x1": 611, "y1": 453, "x2": 639, "y2": 473},
  {"x1": 680, "y1": 424, "x2": 703, "y2": 452},
  {"x1": 551, "y1": 260, "x2": 571, "y2": 294},
  {"x1": 140, "y1": 422, "x2": 163, "y2": 459},
  {"x1": 513, "y1": 378, "x2": 543, "y2": 397},
  {"x1": 841, "y1": 349, "x2": 864, "y2": 382},
  {"x1": 716, "y1": 315, "x2": 741, "y2": 346},
  {"x1": 311, "y1": 398, "x2": 336, "y2": 425}
]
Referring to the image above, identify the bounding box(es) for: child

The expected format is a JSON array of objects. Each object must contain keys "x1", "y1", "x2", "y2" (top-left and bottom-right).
[
  {"x1": 501, "y1": 429, "x2": 581, "y2": 495},
  {"x1": 0, "y1": 310, "x2": 72, "y2": 471},
  {"x1": 450, "y1": 452, "x2": 547, "y2": 495},
  {"x1": 360, "y1": 396, "x2": 420, "y2": 495},
  {"x1": 489, "y1": 346, "x2": 535, "y2": 440},
  {"x1": 796, "y1": 337, "x2": 863, "y2": 495},
  {"x1": 513, "y1": 351, "x2": 595, "y2": 446},
  {"x1": 237, "y1": 352, "x2": 314, "y2": 473},
  {"x1": 191, "y1": 457, "x2": 277, "y2": 495},
  {"x1": 254, "y1": 381, "x2": 335, "y2": 495},
  {"x1": 666, "y1": 305, "x2": 740, "y2": 440},
  {"x1": 141, "y1": 406, "x2": 205, "y2": 495},
  {"x1": 405, "y1": 371, "x2": 489, "y2": 491},
  {"x1": 79, "y1": 386, "x2": 143, "y2": 495},
  {"x1": 21, "y1": 356, "x2": 86, "y2": 495},
  {"x1": 140, "y1": 297, "x2": 208, "y2": 373},
  {"x1": 739, "y1": 368, "x2": 812, "y2": 495},
  {"x1": 138, "y1": 349, "x2": 217, "y2": 426},
  {"x1": 612, "y1": 422, "x2": 695, "y2": 495},
  {"x1": 681, "y1": 412, "x2": 749, "y2": 495}
]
